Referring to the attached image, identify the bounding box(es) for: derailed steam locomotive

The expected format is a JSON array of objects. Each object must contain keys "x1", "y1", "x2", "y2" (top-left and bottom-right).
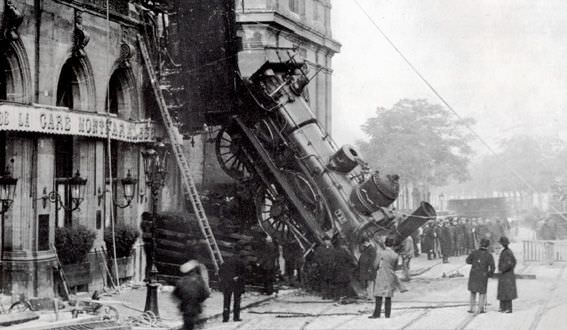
[
  {"x1": 167, "y1": 0, "x2": 435, "y2": 258},
  {"x1": 214, "y1": 49, "x2": 436, "y2": 254}
]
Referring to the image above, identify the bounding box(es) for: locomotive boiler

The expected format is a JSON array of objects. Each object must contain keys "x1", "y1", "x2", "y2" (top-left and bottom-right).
[{"x1": 214, "y1": 49, "x2": 436, "y2": 255}]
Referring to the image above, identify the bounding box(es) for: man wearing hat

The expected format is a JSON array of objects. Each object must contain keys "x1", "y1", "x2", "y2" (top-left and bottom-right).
[
  {"x1": 173, "y1": 260, "x2": 210, "y2": 330},
  {"x1": 357, "y1": 236, "x2": 377, "y2": 299},
  {"x1": 314, "y1": 235, "x2": 337, "y2": 299},
  {"x1": 220, "y1": 244, "x2": 247, "y2": 322},
  {"x1": 497, "y1": 236, "x2": 517, "y2": 313},
  {"x1": 466, "y1": 238, "x2": 495, "y2": 313}
]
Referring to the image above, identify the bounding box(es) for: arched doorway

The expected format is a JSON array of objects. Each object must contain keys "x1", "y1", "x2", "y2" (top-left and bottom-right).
[{"x1": 0, "y1": 41, "x2": 31, "y2": 103}]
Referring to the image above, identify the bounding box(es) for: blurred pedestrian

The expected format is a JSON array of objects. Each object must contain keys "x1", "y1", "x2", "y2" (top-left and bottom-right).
[
  {"x1": 497, "y1": 236, "x2": 517, "y2": 313},
  {"x1": 174, "y1": 260, "x2": 210, "y2": 330},
  {"x1": 466, "y1": 238, "x2": 495, "y2": 314},
  {"x1": 369, "y1": 237, "x2": 403, "y2": 319},
  {"x1": 399, "y1": 236, "x2": 414, "y2": 281},
  {"x1": 358, "y1": 237, "x2": 377, "y2": 299},
  {"x1": 411, "y1": 227, "x2": 421, "y2": 257},
  {"x1": 314, "y1": 236, "x2": 336, "y2": 299},
  {"x1": 258, "y1": 235, "x2": 278, "y2": 295},
  {"x1": 220, "y1": 245, "x2": 246, "y2": 322}
]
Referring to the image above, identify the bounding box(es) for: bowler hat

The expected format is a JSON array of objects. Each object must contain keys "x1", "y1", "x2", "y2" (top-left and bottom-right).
[{"x1": 499, "y1": 236, "x2": 510, "y2": 246}]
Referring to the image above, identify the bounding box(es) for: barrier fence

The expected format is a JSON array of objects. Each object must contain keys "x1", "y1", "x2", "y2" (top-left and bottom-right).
[{"x1": 522, "y1": 240, "x2": 567, "y2": 263}]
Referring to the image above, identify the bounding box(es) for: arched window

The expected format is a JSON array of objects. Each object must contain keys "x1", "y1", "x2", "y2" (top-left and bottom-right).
[
  {"x1": 106, "y1": 67, "x2": 138, "y2": 119},
  {"x1": 56, "y1": 57, "x2": 94, "y2": 111},
  {"x1": 0, "y1": 41, "x2": 31, "y2": 103}
]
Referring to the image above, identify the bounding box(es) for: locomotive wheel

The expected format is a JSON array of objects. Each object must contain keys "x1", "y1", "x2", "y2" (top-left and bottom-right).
[
  {"x1": 254, "y1": 119, "x2": 277, "y2": 154},
  {"x1": 285, "y1": 171, "x2": 328, "y2": 229},
  {"x1": 215, "y1": 126, "x2": 252, "y2": 181},
  {"x1": 255, "y1": 184, "x2": 307, "y2": 244}
]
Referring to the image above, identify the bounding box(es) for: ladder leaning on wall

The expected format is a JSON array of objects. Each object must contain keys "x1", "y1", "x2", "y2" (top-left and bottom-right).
[{"x1": 137, "y1": 34, "x2": 224, "y2": 274}]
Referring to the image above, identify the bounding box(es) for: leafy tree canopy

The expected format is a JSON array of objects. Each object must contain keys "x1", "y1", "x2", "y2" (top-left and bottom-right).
[{"x1": 356, "y1": 99, "x2": 475, "y2": 186}]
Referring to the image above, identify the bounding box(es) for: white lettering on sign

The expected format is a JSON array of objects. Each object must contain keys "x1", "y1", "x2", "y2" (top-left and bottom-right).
[{"x1": 0, "y1": 103, "x2": 162, "y2": 143}]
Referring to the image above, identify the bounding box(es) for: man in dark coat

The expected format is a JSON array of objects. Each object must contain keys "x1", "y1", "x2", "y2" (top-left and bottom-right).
[
  {"x1": 173, "y1": 260, "x2": 210, "y2": 330},
  {"x1": 422, "y1": 222, "x2": 436, "y2": 260},
  {"x1": 449, "y1": 220, "x2": 459, "y2": 256},
  {"x1": 497, "y1": 236, "x2": 517, "y2": 313},
  {"x1": 220, "y1": 245, "x2": 246, "y2": 322},
  {"x1": 314, "y1": 236, "x2": 336, "y2": 299},
  {"x1": 283, "y1": 241, "x2": 303, "y2": 285},
  {"x1": 258, "y1": 235, "x2": 278, "y2": 295},
  {"x1": 358, "y1": 237, "x2": 377, "y2": 299},
  {"x1": 440, "y1": 220, "x2": 453, "y2": 263},
  {"x1": 333, "y1": 238, "x2": 356, "y2": 299},
  {"x1": 466, "y1": 238, "x2": 495, "y2": 314}
]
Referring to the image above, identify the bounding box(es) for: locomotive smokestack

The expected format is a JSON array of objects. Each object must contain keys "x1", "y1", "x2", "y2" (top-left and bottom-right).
[{"x1": 393, "y1": 202, "x2": 436, "y2": 243}]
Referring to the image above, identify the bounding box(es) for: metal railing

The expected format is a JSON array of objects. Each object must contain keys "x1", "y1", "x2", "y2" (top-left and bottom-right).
[{"x1": 522, "y1": 240, "x2": 567, "y2": 263}]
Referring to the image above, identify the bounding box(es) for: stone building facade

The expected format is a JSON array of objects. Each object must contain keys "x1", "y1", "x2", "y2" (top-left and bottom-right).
[
  {"x1": 0, "y1": 0, "x2": 340, "y2": 298},
  {"x1": 0, "y1": 0, "x2": 164, "y2": 298}
]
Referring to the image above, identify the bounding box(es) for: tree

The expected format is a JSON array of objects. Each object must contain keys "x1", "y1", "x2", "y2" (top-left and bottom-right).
[{"x1": 356, "y1": 99, "x2": 475, "y2": 187}]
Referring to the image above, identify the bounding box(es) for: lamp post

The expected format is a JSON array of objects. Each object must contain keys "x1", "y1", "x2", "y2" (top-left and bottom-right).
[
  {"x1": 0, "y1": 162, "x2": 18, "y2": 259},
  {"x1": 141, "y1": 141, "x2": 168, "y2": 317}
]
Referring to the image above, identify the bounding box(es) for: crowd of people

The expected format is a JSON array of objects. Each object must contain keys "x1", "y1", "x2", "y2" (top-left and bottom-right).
[
  {"x1": 171, "y1": 215, "x2": 520, "y2": 328},
  {"x1": 416, "y1": 217, "x2": 512, "y2": 263}
]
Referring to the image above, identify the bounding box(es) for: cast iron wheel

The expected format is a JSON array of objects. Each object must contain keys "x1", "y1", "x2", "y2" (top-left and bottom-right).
[
  {"x1": 215, "y1": 126, "x2": 252, "y2": 181},
  {"x1": 255, "y1": 184, "x2": 309, "y2": 244},
  {"x1": 253, "y1": 119, "x2": 277, "y2": 155},
  {"x1": 284, "y1": 170, "x2": 329, "y2": 230}
]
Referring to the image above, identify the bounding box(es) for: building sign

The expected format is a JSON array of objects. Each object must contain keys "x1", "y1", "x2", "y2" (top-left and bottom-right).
[{"x1": 0, "y1": 103, "x2": 162, "y2": 143}]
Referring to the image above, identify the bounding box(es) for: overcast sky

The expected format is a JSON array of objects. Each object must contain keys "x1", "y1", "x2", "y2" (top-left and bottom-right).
[{"x1": 331, "y1": 0, "x2": 567, "y2": 150}]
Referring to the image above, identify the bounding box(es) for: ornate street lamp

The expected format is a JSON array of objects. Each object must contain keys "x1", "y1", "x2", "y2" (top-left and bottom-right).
[
  {"x1": 141, "y1": 141, "x2": 169, "y2": 317},
  {"x1": 42, "y1": 170, "x2": 87, "y2": 211},
  {"x1": 0, "y1": 160, "x2": 18, "y2": 258},
  {"x1": 113, "y1": 170, "x2": 138, "y2": 209}
]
